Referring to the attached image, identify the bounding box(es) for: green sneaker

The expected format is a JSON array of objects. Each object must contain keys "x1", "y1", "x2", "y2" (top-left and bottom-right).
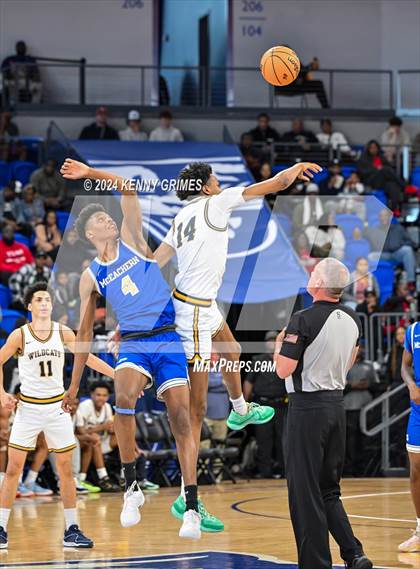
[
  {"x1": 79, "y1": 480, "x2": 101, "y2": 493},
  {"x1": 226, "y1": 402, "x2": 275, "y2": 430},
  {"x1": 170, "y1": 495, "x2": 224, "y2": 532},
  {"x1": 140, "y1": 479, "x2": 160, "y2": 491}
]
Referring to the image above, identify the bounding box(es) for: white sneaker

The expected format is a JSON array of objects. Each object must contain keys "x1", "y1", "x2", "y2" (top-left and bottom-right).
[
  {"x1": 398, "y1": 529, "x2": 420, "y2": 552},
  {"x1": 179, "y1": 509, "x2": 201, "y2": 540},
  {"x1": 120, "y1": 481, "x2": 145, "y2": 528}
]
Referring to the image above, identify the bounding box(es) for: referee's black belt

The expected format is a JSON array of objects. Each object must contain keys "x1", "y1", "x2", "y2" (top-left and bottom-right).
[
  {"x1": 173, "y1": 289, "x2": 212, "y2": 307},
  {"x1": 256, "y1": 396, "x2": 288, "y2": 405},
  {"x1": 121, "y1": 325, "x2": 176, "y2": 340}
]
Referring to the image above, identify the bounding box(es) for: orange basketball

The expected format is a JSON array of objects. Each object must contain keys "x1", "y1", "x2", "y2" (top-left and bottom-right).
[{"x1": 260, "y1": 46, "x2": 301, "y2": 86}]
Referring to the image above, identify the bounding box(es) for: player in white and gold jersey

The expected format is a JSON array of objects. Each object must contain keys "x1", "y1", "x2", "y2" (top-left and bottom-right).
[
  {"x1": 154, "y1": 161, "x2": 322, "y2": 527},
  {"x1": 0, "y1": 282, "x2": 114, "y2": 549}
]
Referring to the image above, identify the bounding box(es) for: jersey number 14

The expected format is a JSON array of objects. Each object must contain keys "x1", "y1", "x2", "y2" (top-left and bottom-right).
[{"x1": 176, "y1": 217, "x2": 196, "y2": 248}]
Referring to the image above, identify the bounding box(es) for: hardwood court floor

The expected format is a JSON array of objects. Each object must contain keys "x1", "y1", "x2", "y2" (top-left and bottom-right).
[{"x1": 1, "y1": 479, "x2": 420, "y2": 568}]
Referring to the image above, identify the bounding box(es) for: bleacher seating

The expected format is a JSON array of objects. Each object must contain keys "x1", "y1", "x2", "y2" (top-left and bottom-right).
[
  {"x1": 0, "y1": 161, "x2": 10, "y2": 188},
  {"x1": 335, "y1": 213, "x2": 364, "y2": 240},
  {"x1": 0, "y1": 285, "x2": 11, "y2": 309},
  {"x1": 56, "y1": 211, "x2": 71, "y2": 234},
  {"x1": 0, "y1": 309, "x2": 23, "y2": 334},
  {"x1": 14, "y1": 233, "x2": 31, "y2": 248},
  {"x1": 372, "y1": 260, "x2": 397, "y2": 305},
  {"x1": 411, "y1": 166, "x2": 420, "y2": 188},
  {"x1": 345, "y1": 239, "x2": 371, "y2": 270},
  {"x1": 10, "y1": 161, "x2": 38, "y2": 186}
]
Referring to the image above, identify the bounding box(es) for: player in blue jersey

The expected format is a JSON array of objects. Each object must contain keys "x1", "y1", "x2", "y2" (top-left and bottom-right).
[
  {"x1": 399, "y1": 321, "x2": 420, "y2": 552},
  {"x1": 60, "y1": 159, "x2": 201, "y2": 540}
]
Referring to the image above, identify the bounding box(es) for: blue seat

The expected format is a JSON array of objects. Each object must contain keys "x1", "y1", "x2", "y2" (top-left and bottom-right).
[
  {"x1": 372, "y1": 260, "x2": 396, "y2": 305},
  {"x1": 14, "y1": 233, "x2": 31, "y2": 248},
  {"x1": 335, "y1": 213, "x2": 364, "y2": 240},
  {"x1": 275, "y1": 212, "x2": 291, "y2": 236},
  {"x1": 0, "y1": 309, "x2": 24, "y2": 334},
  {"x1": 345, "y1": 239, "x2": 371, "y2": 269},
  {"x1": 10, "y1": 161, "x2": 38, "y2": 185},
  {"x1": 0, "y1": 285, "x2": 11, "y2": 309},
  {"x1": 341, "y1": 165, "x2": 357, "y2": 179},
  {"x1": 411, "y1": 166, "x2": 420, "y2": 188},
  {"x1": 272, "y1": 164, "x2": 289, "y2": 173},
  {"x1": 0, "y1": 161, "x2": 11, "y2": 188},
  {"x1": 371, "y1": 189, "x2": 387, "y2": 205},
  {"x1": 312, "y1": 169, "x2": 329, "y2": 184},
  {"x1": 56, "y1": 211, "x2": 71, "y2": 234}
]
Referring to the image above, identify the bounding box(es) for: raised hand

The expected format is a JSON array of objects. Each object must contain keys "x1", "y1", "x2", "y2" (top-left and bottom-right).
[
  {"x1": 60, "y1": 158, "x2": 90, "y2": 180},
  {"x1": 296, "y1": 162, "x2": 323, "y2": 182}
]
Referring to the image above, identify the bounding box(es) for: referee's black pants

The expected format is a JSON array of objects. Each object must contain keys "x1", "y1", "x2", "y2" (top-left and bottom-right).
[{"x1": 286, "y1": 391, "x2": 364, "y2": 569}]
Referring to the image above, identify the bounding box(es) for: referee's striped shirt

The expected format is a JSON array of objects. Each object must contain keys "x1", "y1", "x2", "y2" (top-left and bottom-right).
[{"x1": 279, "y1": 300, "x2": 362, "y2": 393}]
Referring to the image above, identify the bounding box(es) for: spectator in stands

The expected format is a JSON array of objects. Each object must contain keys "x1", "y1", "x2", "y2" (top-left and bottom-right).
[
  {"x1": 382, "y1": 279, "x2": 415, "y2": 314},
  {"x1": 338, "y1": 172, "x2": 366, "y2": 218},
  {"x1": 239, "y1": 132, "x2": 263, "y2": 179},
  {"x1": 1, "y1": 41, "x2": 41, "y2": 104},
  {"x1": 30, "y1": 159, "x2": 67, "y2": 210},
  {"x1": 356, "y1": 289, "x2": 381, "y2": 341},
  {"x1": 55, "y1": 227, "x2": 92, "y2": 275},
  {"x1": 75, "y1": 381, "x2": 120, "y2": 492},
  {"x1": 385, "y1": 326, "x2": 406, "y2": 387},
  {"x1": 365, "y1": 208, "x2": 417, "y2": 284},
  {"x1": 318, "y1": 160, "x2": 345, "y2": 196},
  {"x1": 249, "y1": 113, "x2": 280, "y2": 143},
  {"x1": 305, "y1": 211, "x2": 346, "y2": 260},
  {"x1": 53, "y1": 270, "x2": 77, "y2": 319},
  {"x1": 149, "y1": 110, "x2": 183, "y2": 142},
  {"x1": 292, "y1": 183, "x2": 324, "y2": 232},
  {"x1": 294, "y1": 232, "x2": 318, "y2": 274},
  {"x1": 344, "y1": 348, "x2": 376, "y2": 476},
  {"x1": 21, "y1": 184, "x2": 45, "y2": 227},
  {"x1": 34, "y1": 210, "x2": 61, "y2": 262},
  {"x1": 281, "y1": 118, "x2": 318, "y2": 147},
  {"x1": 8, "y1": 251, "x2": 50, "y2": 310},
  {"x1": 381, "y1": 116, "x2": 411, "y2": 165},
  {"x1": 79, "y1": 106, "x2": 119, "y2": 140},
  {"x1": 0, "y1": 111, "x2": 26, "y2": 161},
  {"x1": 357, "y1": 140, "x2": 405, "y2": 210},
  {"x1": 342, "y1": 257, "x2": 380, "y2": 309},
  {"x1": 0, "y1": 181, "x2": 28, "y2": 234},
  {"x1": 119, "y1": 110, "x2": 148, "y2": 141},
  {"x1": 276, "y1": 57, "x2": 329, "y2": 108},
  {"x1": 0, "y1": 225, "x2": 33, "y2": 285},
  {"x1": 316, "y1": 119, "x2": 353, "y2": 156},
  {"x1": 244, "y1": 331, "x2": 288, "y2": 478}
]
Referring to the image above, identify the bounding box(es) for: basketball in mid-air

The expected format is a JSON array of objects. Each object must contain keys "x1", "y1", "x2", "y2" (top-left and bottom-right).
[{"x1": 260, "y1": 46, "x2": 301, "y2": 86}]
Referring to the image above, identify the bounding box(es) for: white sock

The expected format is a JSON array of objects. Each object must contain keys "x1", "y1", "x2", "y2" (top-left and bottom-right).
[
  {"x1": 0, "y1": 508, "x2": 11, "y2": 530},
  {"x1": 416, "y1": 517, "x2": 420, "y2": 531},
  {"x1": 79, "y1": 473, "x2": 86, "y2": 482},
  {"x1": 24, "y1": 469, "x2": 38, "y2": 486},
  {"x1": 64, "y1": 508, "x2": 78, "y2": 530},
  {"x1": 180, "y1": 477, "x2": 185, "y2": 499},
  {"x1": 96, "y1": 467, "x2": 107, "y2": 480},
  {"x1": 230, "y1": 394, "x2": 247, "y2": 416}
]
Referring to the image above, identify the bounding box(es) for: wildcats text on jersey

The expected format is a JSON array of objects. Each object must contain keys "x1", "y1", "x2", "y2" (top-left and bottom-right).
[
  {"x1": 27, "y1": 348, "x2": 63, "y2": 360},
  {"x1": 98, "y1": 255, "x2": 141, "y2": 287}
]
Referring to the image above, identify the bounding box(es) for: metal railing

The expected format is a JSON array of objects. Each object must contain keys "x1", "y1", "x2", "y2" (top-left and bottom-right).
[
  {"x1": 368, "y1": 312, "x2": 419, "y2": 364},
  {"x1": 1, "y1": 62, "x2": 397, "y2": 110},
  {"x1": 360, "y1": 382, "x2": 410, "y2": 474},
  {"x1": 397, "y1": 70, "x2": 420, "y2": 116}
]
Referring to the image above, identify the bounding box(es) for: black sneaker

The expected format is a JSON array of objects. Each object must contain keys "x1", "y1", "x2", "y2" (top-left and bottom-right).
[
  {"x1": 0, "y1": 526, "x2": 8, "y2": 549},
  {"x1": 63, "y1": 524, "x2": 93, "y2": 548},
  {"x1": 345, "y1": 555, "x2": 373, "y2": 569},
  {"x1": 97, "y1": 477, "x2": 120, "y2": 493}
]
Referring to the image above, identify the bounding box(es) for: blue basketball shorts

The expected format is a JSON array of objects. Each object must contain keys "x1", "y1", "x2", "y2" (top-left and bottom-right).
[
  {"x1": 115, "y1": 330, "x2": 189, "y2": 400},
  {"x1": 407, "y1": 402, "x2": 420, "y2": 453}
]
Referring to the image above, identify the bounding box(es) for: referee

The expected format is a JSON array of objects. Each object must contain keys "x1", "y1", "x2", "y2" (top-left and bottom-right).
[{"x1": 275, "y1": 258, "x2": 373, "y2": 569}]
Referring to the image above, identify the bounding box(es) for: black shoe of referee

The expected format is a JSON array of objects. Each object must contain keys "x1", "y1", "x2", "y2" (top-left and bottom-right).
[{"x1": 345, "y1": 555, "x2": 373, "y2": 569}]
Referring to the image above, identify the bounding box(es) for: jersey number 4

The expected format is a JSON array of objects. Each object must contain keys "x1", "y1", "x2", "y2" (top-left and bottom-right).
[
  {"x1": 121, "y1": 274, "x2": 139, "y2": 297},
  {"x1": 176, "y1": 216, "x2": 196, "y2": 248},
  {"x1": 39, "y1": 360, "x2": 53, "y2": 378}
]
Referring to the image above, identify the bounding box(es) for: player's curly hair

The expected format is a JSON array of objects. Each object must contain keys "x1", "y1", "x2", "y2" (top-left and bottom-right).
[
  {"x1": 24, "y1": 281, "x2": 51, "y2": 308},
  {"x1": 89, "y1": 380, "x2": 112, "y2": 393},
  {"x1": 176, "y1": 162, "x2": 212, "y2": 201},
  {"x1": 74, "y1": 203, "x2": 106, "y2": 241}
]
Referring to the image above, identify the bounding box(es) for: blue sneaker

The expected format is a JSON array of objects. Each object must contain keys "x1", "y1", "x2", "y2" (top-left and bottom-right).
[
  {"x1": 0, "y1": 526, "x2": 8, "y2": 549},
  {"x1": 63, "y1": 525, "x2": 93, "y2": 548},
  {"x1": 25, "y1": 481, "x2": 53, "y2": 496},
  {"x1": 17, "y1": 482, "x2": 34, "y2": 498}
]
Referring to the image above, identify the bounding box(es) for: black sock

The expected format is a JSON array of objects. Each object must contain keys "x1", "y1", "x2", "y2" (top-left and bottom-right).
[
  {"x1": 122, "y1": 461, "x2": 137, "y2": 490},
  {"x1": 184, "y1": 485, "x2": 199, "y2": 512}
]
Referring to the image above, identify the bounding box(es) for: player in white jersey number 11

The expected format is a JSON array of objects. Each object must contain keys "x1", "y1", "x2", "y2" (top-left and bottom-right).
[{"x1": 0, "y1": 282, "x2": 115, "y2": 549}]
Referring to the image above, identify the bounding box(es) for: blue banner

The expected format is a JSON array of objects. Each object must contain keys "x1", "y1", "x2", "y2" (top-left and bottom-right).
[{"x1": 71, "y1": 141, "x2": 307, "y2": 304}]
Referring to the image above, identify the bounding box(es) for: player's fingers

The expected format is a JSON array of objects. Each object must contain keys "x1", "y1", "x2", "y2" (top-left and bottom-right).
[
  {"x1": 308, "y1": 163, "x2": 322, "y2": 172},
  {"x1": 300, "y1": 175, "x2": 310, "y2": 182}
]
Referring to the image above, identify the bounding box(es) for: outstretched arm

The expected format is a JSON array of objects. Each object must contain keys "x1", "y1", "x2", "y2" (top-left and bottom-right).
[
  {"x1": 243, "y1": 162, "x2": 322, "y2": 200},
  {"x1": 60, "y1": 158, "x2": 148, "y2": 255},
  {"x1": 61, "y1": 326, "x2": 115, "y2": 378}
]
